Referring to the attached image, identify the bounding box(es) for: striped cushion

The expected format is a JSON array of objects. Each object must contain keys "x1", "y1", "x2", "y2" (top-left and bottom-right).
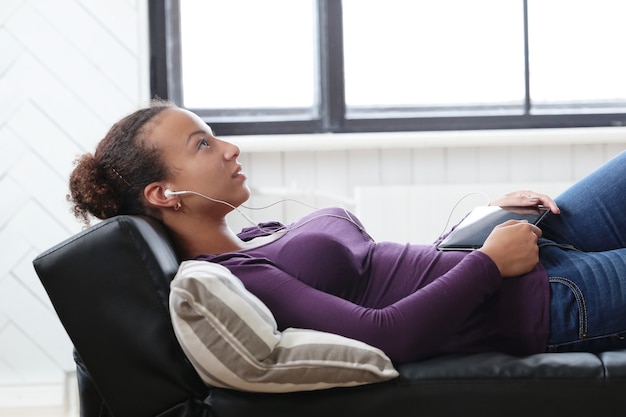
[{"x1": 169, "y1": 260, "x2": 398, "y2": 393}]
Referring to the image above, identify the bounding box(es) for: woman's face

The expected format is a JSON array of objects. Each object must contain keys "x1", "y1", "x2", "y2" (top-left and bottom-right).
[{"x1": 148, "y1": 108, "x2": 250, "y2": 214}]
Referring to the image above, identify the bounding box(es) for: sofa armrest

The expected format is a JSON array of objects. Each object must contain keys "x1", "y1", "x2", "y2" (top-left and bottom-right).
[
  {"x1": 74, "y1": 349, "x2": 111, "y2": 417},
  {"x1": 34, "y1": 216, "x2": 210, "y2": 417}
]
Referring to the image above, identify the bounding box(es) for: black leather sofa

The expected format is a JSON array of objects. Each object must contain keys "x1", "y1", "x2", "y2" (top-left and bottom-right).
[{"x1": 33, "y1": 215, "x2": 626, "y2": 417}]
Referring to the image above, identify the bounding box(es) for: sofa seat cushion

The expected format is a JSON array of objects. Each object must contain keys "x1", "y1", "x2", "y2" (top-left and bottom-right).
[{"x1": 398, "y1": 351, "x2": 607, "y2": 380}]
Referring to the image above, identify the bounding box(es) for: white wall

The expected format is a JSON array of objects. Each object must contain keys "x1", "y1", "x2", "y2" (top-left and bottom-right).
[
  {"x1": 0, "y1": 0, "x2": 149, "y2": 411},
  {"x1": 228, "y1": 131, "x2": 626, "y2": 235},
  {"x1": 1, "y1": 0, "x2": 626, "y2": 412}
]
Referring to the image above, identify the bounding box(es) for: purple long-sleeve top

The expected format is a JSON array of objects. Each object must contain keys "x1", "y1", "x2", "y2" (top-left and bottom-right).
[{"x1": 195, "y1": 207, "x2": 550, "y2": 363}]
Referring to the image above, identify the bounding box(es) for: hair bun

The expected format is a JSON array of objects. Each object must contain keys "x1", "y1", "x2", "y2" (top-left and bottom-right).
[{"x1": 68, "y1": 153, "x2": 122, "y2": 225}]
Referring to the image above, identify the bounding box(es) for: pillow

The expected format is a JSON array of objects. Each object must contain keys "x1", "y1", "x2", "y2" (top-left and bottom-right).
[{"x1": 169, "y1": 260, "x2": 398, "y2": 393}]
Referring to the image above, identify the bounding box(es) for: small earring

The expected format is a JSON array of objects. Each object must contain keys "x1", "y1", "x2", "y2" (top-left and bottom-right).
[{"x1": 173, "y1": 202, "x2": 181, "y2": 211}]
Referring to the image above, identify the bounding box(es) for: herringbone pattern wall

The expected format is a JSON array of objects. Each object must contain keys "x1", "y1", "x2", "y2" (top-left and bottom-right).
[{"x1": 0, "y1": 0, "x2": 148, "y2": 391}]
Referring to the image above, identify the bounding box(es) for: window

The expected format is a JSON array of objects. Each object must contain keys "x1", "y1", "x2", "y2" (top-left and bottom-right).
[
  {"x1": 150, "y1": 0, "x2": 626, "y2": 135},
  {"x1": 180, "y1": 1, "x2": 317, "y2": 113},
  {"x1": 343, "y1": 0, "x2": 525, "y2": 115}
]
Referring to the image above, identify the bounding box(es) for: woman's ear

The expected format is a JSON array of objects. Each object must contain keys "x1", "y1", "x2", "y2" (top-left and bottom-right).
[{"x1": 144, "y1": 182, "x2": 173, "y2": 208}]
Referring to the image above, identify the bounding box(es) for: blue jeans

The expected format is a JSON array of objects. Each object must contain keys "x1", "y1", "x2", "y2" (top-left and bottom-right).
[{"x1": 538, "y1": 150, "x2": 626, "y2": 352}]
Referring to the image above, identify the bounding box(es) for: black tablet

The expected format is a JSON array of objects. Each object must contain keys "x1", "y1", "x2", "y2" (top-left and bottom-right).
[{"x1": 436, "y1": 205, "x2": 550, "y2": 251}]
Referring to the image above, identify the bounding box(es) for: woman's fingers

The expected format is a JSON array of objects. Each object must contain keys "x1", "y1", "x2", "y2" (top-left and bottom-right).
[
  {"x1": 491, "y1": 190, "x2": 560, "y2": 214},
  {"x1": 479, "y1": 220, "x2": 542, "y2": 277}
]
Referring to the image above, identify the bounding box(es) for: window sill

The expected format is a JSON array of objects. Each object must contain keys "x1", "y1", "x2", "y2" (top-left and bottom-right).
[{"x1": 229, "y1": 126, "x2": 626, "y2": 153}]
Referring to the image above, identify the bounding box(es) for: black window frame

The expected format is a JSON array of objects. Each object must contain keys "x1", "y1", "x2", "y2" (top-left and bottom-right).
[{"x1": 149, "y1": 0, "x2": 626, "y2": 136}]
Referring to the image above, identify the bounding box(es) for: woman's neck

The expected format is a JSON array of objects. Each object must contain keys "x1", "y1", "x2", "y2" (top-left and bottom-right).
[{"x1": 167, "y1": 216, "x2": 246, "y2": 259}]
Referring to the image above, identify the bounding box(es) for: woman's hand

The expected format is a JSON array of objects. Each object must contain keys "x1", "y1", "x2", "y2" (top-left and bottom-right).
[
  {"x1": 478, "y1": 220, "x2": 542, "y2": 277},
  {"x1": 490, "y1": 190, "x2": 560, "y2": 214}
]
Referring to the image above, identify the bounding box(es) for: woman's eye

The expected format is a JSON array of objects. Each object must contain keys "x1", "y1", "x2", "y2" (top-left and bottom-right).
[{"x1": 197, "y1": 138, "x2": 210, "y2": 149}]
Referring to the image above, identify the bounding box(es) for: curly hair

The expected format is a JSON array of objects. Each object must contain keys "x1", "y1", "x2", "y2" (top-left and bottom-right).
[{"x1": 68, "y1": 99, "x2": 176, "y2": 226}]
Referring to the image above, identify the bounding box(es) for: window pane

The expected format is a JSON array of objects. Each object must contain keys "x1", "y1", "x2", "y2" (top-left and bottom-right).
[
  {"x1": 179, "y1": 0, "x2": 317, "y2": 111},
  {"x1": 528, "y1": 0, "x2": 626, "y2": 113},
  {"x1": 342, "y1": 0, "x2": 525, "y2": 114}
]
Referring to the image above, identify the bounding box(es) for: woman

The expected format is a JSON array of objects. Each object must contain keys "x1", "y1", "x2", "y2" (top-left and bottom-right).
[{"x1": 69, "y1": 100, "x2": 626, "y2": 363}]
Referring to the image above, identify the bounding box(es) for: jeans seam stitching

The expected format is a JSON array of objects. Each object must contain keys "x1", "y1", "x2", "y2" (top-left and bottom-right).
[{"x1": 549, "y1": 276, "x2": 588, "y2": 338}]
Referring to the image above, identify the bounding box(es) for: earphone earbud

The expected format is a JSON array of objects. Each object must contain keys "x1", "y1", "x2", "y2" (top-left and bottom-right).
[
  {"x1": 162, "y1": 189, "x2": 257, "y2": 225},
  {"x1": 165, "y1": 189, "x2": 188, "y2": 197},
  {"x1": 164, "y1": 189, "x2": 226, "y2": 205}
]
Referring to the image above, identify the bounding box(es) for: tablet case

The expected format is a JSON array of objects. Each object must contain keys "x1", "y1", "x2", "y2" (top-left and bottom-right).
[{"x1": 437, "y1": 206, "x2": 550, "y2": 251}]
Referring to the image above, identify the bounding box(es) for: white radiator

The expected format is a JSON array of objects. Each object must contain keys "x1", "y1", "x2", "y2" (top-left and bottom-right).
[{"x1": 355, "y1": 182, "x2": 572, "y2": 244}]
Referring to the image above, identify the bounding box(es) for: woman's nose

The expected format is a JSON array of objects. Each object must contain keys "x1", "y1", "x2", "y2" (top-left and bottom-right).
[{"x1": 223, "y1": 140, "x2": 240, "y2": 161}]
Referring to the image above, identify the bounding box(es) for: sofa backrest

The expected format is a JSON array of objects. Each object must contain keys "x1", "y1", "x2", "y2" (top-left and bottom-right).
[{"x1": 33, "y1": 216, "x2": 210, "y2": 417}]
